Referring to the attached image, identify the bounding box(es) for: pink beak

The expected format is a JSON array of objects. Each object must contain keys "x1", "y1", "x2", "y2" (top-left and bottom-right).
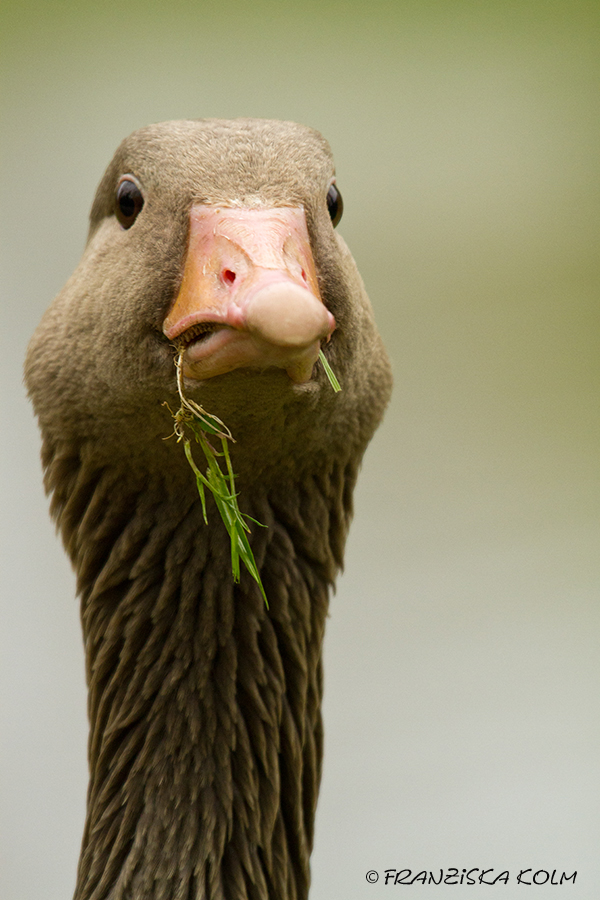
[{"x1": 163, "y1": 206, "x2": 336, "y2": 383}]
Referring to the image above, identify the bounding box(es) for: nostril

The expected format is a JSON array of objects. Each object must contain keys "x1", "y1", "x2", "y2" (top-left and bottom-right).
[
  {"x1": 222, "y1": 269, "x2": 236, "y2": 285},
  {"x1": 301, "y1": 269, "x2": 307, "y2": 283}
]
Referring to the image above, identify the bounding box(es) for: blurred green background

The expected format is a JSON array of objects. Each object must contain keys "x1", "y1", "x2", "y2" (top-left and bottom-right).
[{"x1": 1, "y1": 1, "x2": 598, "y2": 898}]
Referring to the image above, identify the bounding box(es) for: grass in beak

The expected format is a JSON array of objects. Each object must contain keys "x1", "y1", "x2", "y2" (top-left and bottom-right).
[
  {"x1": 165, "y1": 346, "x2": 341, "y2": 607},
  {"x1": 319, "y1": 349, "x2": 341, "y2": 392}
]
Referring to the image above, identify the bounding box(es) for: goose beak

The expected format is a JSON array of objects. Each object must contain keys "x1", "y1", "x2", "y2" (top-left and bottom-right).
[{"x1": 163, "y1": 206, "x2": 336, "y2": 383}]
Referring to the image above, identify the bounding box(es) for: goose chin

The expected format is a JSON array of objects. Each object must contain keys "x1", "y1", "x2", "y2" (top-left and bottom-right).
[{"x1": 180, "y1": 327, "x2": 321, "y2": 384}]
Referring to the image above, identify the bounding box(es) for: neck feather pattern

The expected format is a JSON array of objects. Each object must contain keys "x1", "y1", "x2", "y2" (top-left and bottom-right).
[{"x1": 43, "y1": 438, "x2": 357, "y2": 900}]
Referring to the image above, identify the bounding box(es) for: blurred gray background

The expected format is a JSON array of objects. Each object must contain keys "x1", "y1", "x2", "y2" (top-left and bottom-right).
[{"x1": 1, "y1": 1, "x2": 598, "y2": 898}]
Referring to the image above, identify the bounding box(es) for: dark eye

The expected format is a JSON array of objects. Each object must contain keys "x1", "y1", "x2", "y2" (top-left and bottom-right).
[
  {"x1": 115, "y1": 177, "x2": 144, "y2": 229},
  {"x1": 326, "y1": 183, "x2": 343, "y2": 227}
]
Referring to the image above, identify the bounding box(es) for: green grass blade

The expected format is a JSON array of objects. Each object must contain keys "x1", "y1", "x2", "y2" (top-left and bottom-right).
[
  {"x1": 169, "y1": 345, "x2": 339, "y2": 608},
  {"x1": 170, "y1": 347, "x2": 268, "y2": 605},
  {"x1": 319, "y1": 349, "x2": 341, "y2": 392}
]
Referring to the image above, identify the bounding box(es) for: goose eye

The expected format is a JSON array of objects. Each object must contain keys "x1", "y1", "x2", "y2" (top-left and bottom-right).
[
  {"x1": 326, "y1": 183, "x2": 343, "y2": 227},
  {"x1": 116, "y1": 177, "x2": 144, "y2": 229}
]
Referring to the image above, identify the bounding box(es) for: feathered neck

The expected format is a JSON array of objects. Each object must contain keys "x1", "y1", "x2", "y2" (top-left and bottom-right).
[{"x1": 43, "y1": 440, "x2": 356, "y2": 900}]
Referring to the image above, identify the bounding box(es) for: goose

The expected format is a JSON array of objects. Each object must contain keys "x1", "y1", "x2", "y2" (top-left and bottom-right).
[{"x1": 25, "y1": 118, "x2": 392, "y2": 900}]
